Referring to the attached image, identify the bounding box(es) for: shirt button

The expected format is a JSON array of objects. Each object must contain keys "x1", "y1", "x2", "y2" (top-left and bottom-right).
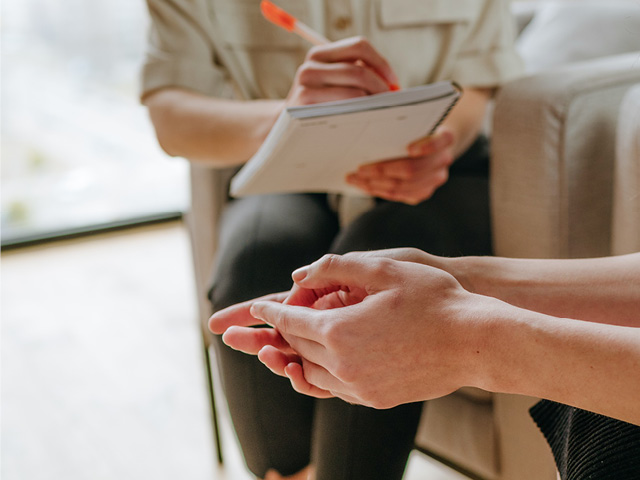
[{"x1": 334, "y1": 16, "x2": 352, "y2": 31}]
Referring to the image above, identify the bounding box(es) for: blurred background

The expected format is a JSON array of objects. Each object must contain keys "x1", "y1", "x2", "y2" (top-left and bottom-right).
[
  {"x1": 4, "y1": 1, "x2": 636, "y2": 479},
  {"x1": 0, "y1": 2, "x2": 459, "y2": 479},
  {"x1": 1, "y1": 0, "x2": 189, "y2": 246}
]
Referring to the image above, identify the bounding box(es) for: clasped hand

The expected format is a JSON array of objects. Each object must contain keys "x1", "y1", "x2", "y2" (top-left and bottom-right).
[
  {"x1": 285, "y1": 36, "x2": 456, "y2": 206},
  {"x1": 209, "y1": 250, "x2": 483, "y2": 409}
]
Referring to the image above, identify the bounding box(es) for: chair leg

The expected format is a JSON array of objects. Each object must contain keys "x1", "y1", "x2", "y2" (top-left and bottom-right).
[{"x1": 202, "y1": 337, "x2": 224, "y2": 465}]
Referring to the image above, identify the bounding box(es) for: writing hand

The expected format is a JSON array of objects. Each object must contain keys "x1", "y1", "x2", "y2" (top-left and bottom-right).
[
  {"x1": 346, "y1": 126, "x2": 455, "y2": 205},
  {"x1": 285, "y1": 36, "x2": 399, "y2": 107}
]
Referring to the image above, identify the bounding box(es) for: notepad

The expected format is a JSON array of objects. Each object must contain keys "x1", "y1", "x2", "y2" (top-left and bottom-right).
[{"x1": 230, "y1": 81, "x2": 461, "y2": 197}]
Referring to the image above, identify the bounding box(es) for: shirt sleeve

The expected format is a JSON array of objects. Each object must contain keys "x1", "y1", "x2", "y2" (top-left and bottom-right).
[
  {"x1": 451, "y1": 0, "x2": 525, "y2": 88},
  {"x1": 140, "y1": 0, "x2": 233, "y2": 101}
]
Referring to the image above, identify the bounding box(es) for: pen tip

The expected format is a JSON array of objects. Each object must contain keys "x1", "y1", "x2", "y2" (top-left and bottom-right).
[{"x1": 261, "y1": 0, "x2": 296, "y2": 31}]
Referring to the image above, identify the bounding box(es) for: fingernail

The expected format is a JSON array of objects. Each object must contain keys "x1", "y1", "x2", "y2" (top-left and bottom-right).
[
  {"x1": 389, "y1": 83, "x2": 400, "y2": 91},
  {"x1": 292, "y1": 266, "x2": 308, "y2": 282},
  {"x1": 408, "y1": 145, "x2": 425, "y2": 157}
]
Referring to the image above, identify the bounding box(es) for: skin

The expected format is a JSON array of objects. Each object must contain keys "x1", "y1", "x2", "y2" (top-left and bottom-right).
[
  {"x1": 144, "y1": 36, "x2": 492, "y2": 205},
  {"x1": 210, "y1": 250, "x2": 640, "y2": 426}
]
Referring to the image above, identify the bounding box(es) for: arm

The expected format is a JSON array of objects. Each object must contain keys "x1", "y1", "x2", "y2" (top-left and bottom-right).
[
  {"x1": 409, "y1": 251, "x2": 640, "y2": 327},
  {"x1": 144, "y1": 90, "x2": 283, "y2": 167},
  {"x1": 248, "y1": 254, "x2": 640, "y2": 425},
  {"x1": 480, "y1": 301, "x2": 640, "y2": 425},
  {"x1": 144, "y1": 36, "x2": 398, "y2": 167}
]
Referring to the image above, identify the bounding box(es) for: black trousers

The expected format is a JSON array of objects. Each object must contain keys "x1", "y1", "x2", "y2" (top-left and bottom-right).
[{"x1": 208, "y1": 138, "x2": 492, "y2": 480}]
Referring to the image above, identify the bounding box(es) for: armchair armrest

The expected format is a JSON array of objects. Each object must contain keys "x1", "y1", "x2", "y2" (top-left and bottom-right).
[
  {"x1": 612, "y1": 84, "x2": 640, "y2": 255},
  {"x1": 491, "y1": 52, "x2": 640, "y2": 259},
  {"x1": 186, "y1": 165, "x2": 237, "y2": 340}
]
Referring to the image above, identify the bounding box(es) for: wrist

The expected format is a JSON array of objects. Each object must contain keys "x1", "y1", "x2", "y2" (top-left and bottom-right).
[
  {"x1": 468, "y1": 297, "x2": 551, "y2": 396},
  {"x1": 437, "y1": 256, "x2": 482, "y2": 293},
  {"x1": 254, "y1": 99, "x2": 286, "y2": 142}
]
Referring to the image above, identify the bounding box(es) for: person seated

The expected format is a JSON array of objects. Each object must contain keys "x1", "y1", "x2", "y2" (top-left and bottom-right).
[{"x1": 142, "y1": 0, "x2": 523, "y2": 478}]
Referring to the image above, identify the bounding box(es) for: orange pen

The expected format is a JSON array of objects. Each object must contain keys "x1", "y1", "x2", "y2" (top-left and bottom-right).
[{"x1": 260, "y1": 0, "x2": 400, "y2": 91}]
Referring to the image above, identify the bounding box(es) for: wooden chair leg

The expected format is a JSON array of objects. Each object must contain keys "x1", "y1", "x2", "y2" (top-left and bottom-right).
[{"x1": 202, "y1": 337, "x2": 224, "y2": 465}]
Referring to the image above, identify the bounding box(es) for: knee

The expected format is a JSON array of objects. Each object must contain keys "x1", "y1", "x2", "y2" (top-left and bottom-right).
[{"x1": 210, "y1": 239, "x2": 313, "y2": 310}]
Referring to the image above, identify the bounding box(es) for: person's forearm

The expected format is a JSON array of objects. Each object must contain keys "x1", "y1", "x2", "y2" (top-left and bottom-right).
[
  {"x1": 473, "y1": 299, "x2": 640, "y2": 425},
  {"x1": 442, "y1": 87, "x2": 493, "y2": 158},
  {"x1": 144, "y1": 88, "x2": 284, "y2": 167},
  {"x1": 445, "y1": 254, "x2": 640, "y2": 326}
]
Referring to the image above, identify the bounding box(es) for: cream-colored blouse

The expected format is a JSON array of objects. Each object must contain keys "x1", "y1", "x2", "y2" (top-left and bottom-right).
[{"x1": 141, "y1": 0, "x2": 524, "y2": 101}]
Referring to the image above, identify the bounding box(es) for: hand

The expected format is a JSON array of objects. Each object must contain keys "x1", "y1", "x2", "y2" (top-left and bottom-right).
[
  {"x1": 209, "y1": 248, "x2": 429, "y2": 357},
  {"x1": 346, "y1": 126, "x2": 455, "y2": 205},
  {"x1": 246, "y1": 253, "x2": 485, "y2": 408},
  {"x1": 285, "y1": 36, "x2": 399, "y2": 107},
  {"x1": 209, "y1": 291, "x2": 293, "y2": 355}
]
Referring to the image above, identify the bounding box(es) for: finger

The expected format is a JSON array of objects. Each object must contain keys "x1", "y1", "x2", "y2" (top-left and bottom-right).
[
  {"x1": 284, "y1": 333, "x2": 328, "y2": 367},
  {"x1": 307, "y1": 36, "x2": 399, "y2": 87},
  {"x1": 356, "y1": 149, "x2": 453, "y2": 181},
  {"x1": 221, "y1": 326, "x2": 291, "y2": 355},
  {"x1": 284, "y1": 362, "x2": 335, "y2": 399},
  {"x1": 407, "y1": 127, "x2": 455, "y2": 157},
  {"x1": 291, "y1": 85, "x2": 368, "y2": 106},
  {"x1": 287, "y1": 280, "x2": 365, "y2": 310},
  {"x1": 208, "y1": 291, "x2": 289, "y2": 334},
  {"x1": 361, "y1": 179, "x2": 443, "y2": 205},
  {"x1": 347, "y1": 173, "x2": 400, "y2": 192},
  {"x1": 297, "y1": 61, "x2": 390, "y2": 95},
  {"x1": 251, "y1": 301, "x2": 325, "y2": 340},
  {"x1": 290, "y1": 362, "x2": 362, "y2": 405},
  {"x1": 345, "y1": 177, "x2": 436, "y2": 204},
  {"x1": 258, "y1": 345, "x2": 302, "y2": 377},
  {"x1": 291, "y1": 254, "x2": 398, "y2": 293},
  {"x1": 285, "y1": 282, "x2": 341, "y2": 308},
  {"x1": 346, "y1": 174, "x2": 433, "y2": 204}
]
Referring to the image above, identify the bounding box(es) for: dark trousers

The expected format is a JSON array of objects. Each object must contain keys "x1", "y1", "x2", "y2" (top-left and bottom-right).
[{"x1": 208, "y1": 138, "x2": 492, "y2": 480}]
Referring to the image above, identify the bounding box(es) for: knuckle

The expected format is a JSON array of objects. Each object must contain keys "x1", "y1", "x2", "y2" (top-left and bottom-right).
[
  {"x1": 306, "y1": 45, "x2": 323, "y2": 61},
  {"x1": 349, "y1": 64, "x2": 368, "y2": 82},
  {"x1": 371, "y1": 257, "x2": 396, "y2": 277},
  {"x1": 296, "y1": 88, "x2": 315, "y2": 105},
  {"x1": 297, "y1": 64, "x2": 317, "y2": 85},
  {"x1": 436, "y1": 168, "x2": 450, "y2": 185},
  {"x1": 317, "y1": 253, "x2": 340, "y2": 273},
  {"x1": 274, "y1": 309, "x2": 289, "y2": 332},
  {"x1": 323, "y1": 321, "x2": 346, "y2": 349},
  {"x1": 400, "y1": 162, "x2": 416, "y2": 178},
  {"x1": 334, "y1": 362, "x2": 356, "y2": 383},
  {"x1": 352, "y1": 36, "x2": 370, "y2": 51}
]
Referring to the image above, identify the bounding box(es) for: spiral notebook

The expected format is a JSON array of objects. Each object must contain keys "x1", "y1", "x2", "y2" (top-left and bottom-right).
[{"x1": 230, "y1": 81, "x2": 461, "y2": 197}]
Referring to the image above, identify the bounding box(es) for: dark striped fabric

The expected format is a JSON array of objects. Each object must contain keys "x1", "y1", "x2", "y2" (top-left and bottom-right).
[{"x1": 530, "y1": 400, "x2": 640, "y2": 480}]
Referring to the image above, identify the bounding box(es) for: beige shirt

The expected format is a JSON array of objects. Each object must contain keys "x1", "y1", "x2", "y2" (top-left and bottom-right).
[{"x1": 141, "y1": 0, "x2": 524, "y2": 101}]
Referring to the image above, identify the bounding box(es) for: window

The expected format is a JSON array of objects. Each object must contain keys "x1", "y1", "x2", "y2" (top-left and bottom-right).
[{"x1": 1, "y1": 0, "x2": 188, "y2": 245}]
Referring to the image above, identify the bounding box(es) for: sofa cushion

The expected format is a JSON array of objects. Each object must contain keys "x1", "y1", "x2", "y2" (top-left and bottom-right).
[{"x1": 516, "y1": 1, "x2": 640, "y2": 73}]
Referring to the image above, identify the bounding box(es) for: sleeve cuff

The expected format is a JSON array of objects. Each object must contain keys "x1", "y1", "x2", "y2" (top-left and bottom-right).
[
  {"x1": 451, "y1": 49, "x2": 525, "y2": 88},
  {"x1": 139, "y1": 57, "x2": 234, "y2": 102}
]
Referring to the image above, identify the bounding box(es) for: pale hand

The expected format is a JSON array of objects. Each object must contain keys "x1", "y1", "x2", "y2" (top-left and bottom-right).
[
  {"x1": 346, "y1": 125, "x2": 455, "y2": 205},
  {"x1": 285, "y1": 36, "x2": 399, "y2": 107}
]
